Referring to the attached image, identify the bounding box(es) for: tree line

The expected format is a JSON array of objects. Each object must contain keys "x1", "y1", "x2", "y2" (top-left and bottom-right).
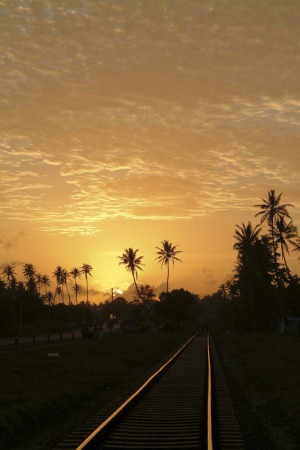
[
  {"x1": 218, "y1": 189, "x2": 300, "y2": 333},
  {"x1": 0, "y1": 240, "x2": 186, "y2": 332},
  {"x1": 1, "y1": 189, "x2": 299, "y2": 335}
]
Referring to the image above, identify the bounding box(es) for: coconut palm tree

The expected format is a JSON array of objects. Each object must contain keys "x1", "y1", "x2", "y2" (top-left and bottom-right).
[
  {"x1": 69, "y1": 267, "x2": 82, "y2": 303},
  {"x1": 274, "y1": 217, "x2": 298, "y2": 274},
  {"x1": 233, "y1": 223, "x2": 274, "y2": 332},
  {"x1": 22, "y1": 263, "x2": 36, "y2": 279},
  {"x1": 43, "y1": 291, "x2": 54, "y2": 320},
  {"x1": 291, "y1": 236, "x2": 300, "y2": 259},
  {"x1": 155, "y1": 240, "x2": 182, "y2": 293},
  {"x1": 72, "y1": 283, "x2": 82, "y2": 304},
  {"x1": 118, "y1": 248, "x2": 144, "y2": 300},
  {"x1": 35, "y1": 273, "x2": 43, "y2": 294},
  {"x1": 80, "y1": 263, "x2": 93, "y2": 303},
  {"x1": 53, "y1": 266, "x2": 65, "y2": 303},
  {"x1": 254, "y1": 190, "x2": 293, "y2": 271},
  {"x1": 1, "y1": 263, "x2": 16, "y2": 288},
  {"x1": 54, "y1": 286, "x2": 62, "y2": 304},
  {"x1": 22, "y1": 263, "x2": 37, "y2": 291},
  {"x1": 233, "y1": 222, "x2": 262, "y2": 253},
  {"x1": 61, "y1": 268, "x2": 72, "y2": 305},
  {"x1": 41, "y1": 274, "x2": 50, "y2": 294}
]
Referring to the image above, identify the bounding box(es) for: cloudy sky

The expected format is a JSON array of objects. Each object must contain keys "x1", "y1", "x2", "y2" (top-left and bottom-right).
[{"x1": 1, "y1": 0, "x2": 300, "y2": 301}]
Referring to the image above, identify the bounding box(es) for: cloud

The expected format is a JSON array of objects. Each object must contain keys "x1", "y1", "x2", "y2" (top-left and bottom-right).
[
  {"x1": 0, "y1": 230, "x2": 26, "y2": 252},
  {"x1": 1, "y1": 0, "x2": 300, "y2": 235}
]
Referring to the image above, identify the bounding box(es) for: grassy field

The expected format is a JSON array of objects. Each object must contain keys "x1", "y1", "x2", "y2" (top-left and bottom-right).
[
  {"x1": 0, "y1": 328, "x2": 192, "y2": 450},
  {"x1": 220, "y1": 332, "x2": 300, "y2": 445}
]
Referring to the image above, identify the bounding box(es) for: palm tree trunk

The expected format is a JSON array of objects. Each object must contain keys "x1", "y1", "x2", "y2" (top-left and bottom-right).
[
  {"x1": 73, "y1": 276, "x2": 77, "y2": 304},
  {"x1": 271, "y1": 221, "x2": 280, "y2": 286},
  {"x1": 166, "y1": 261, "x2": 170, "y2": 293},
  {"x1": 85, "y1": 274, "x2": 89, "y2": 303},
  {"x1": 250, "y1": 289, "x2": 256, "y2": 334},
  {"x1": 132, "y1": 271, "x2": 142, "y2": 301},
  {"x1": 65, "y1": 282, "x2": 71, "y2": 306},
  {"x1": 48, "y1": 298, "x2": 51, "y2": 321},
  {"x1": 280, "y1": 242, "x2": 290, "y2": 274}
]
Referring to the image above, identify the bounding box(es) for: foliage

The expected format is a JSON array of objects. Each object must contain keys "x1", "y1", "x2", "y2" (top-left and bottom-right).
[
  {"x1": 218, "y1": 189, "x2": 300, "y2": 333},
  {"x1": 132, "y1": 284, "x2": 157, "y2": 304},
  {"x1": 254, "y1": 190, "x2": 294, "y2": 284},
  {"x1": 155, "y1": 240, "x2": 182, "y2": 292},
  {"x1": 118, "y1": 248, "x2": 144, "y2": 301},
  {"x1": 1, "y1": 194, "x2": 299, "y2": 337},
  {"x1": 157, "y1": 288, "x2": 195, "y2": 328}
]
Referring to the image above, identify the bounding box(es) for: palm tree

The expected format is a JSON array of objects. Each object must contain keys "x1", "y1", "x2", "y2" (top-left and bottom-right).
[
  {"x1": 118, "y1": 248, "x2": 144, "y2": 300},
  {"x1": 72, "y1": 283, "x2": 82, "y2": 304},
  {"x1": 43, "y1": 291, "x2": 54, "y2": 320},
  {"x1": 1, "y1": 264, "x2": 16, "y2": 288},
  {"x1": 254, "y1": 190, "x2": 294, "y2": 271},
  {"x1": 54, "y1": 286, "x2": 62, "y2": 304},
  {"x1": 22, "y1": 263, "x2": 37, "y2": 291},
  {"x1": 155, "y1": 240, "x2": 182, "y2": 293},
  {"x1": 60, "y1": 268, "x2": 71, "y2": 305},
  {"x1": 22, "y1": 263, "x2": 36, "y2": 279},
  {"x1": 274, "y1": 217, "x2": 298, "y2": 274},
  {"x1": 81, "y1": 264, "x2": 93, "y2": 303},
  {"x1": 69, "y1": 267, "x2": 82, "y2": 303},
  {"x1": 41, "y1": 274, "x2": 50, "y2": 294},
  {"x1": 35, "y1": 273, "x2": 43, "y2": 294},
  {"x1": 291, "y1": 236, "x2": 300, "y2": 259},
  {"x1": 233, "y1": 223, "x2": 273, "y2": 332},
  {"x1": 53, "y1": 266, "x2": 65, "y2": 303},
  {"x1": 233, "y1": 222, "x2": 262, "y2": 253}
]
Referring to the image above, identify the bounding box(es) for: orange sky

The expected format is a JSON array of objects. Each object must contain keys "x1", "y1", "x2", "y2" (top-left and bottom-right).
[{"x1": 1, "y1": 0, "x2": 300, "y2": 302}]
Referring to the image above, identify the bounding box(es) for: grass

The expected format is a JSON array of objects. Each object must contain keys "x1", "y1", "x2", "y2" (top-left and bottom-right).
[
  {"x1": 0, "y1": 328, "x2": 192, "y2": 449},
  {"x1": 220, "y1": 332, "x2": 300, "y2": 444}
]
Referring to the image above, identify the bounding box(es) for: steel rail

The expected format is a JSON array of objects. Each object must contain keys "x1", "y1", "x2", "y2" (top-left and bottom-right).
[
  {"x1": 75, "y1": 333, "x2": 198, "y2": 450},
  {"x1": 207, "y1": 336, "x2": 213, "y2": 450},
  {"x1": 54, "y1": 335, "x2": 246, "y2": 450}
]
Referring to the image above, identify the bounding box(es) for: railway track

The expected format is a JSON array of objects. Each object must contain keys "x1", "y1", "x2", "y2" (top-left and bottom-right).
[{"x1": 53, "y1": 335, "x2": 245, "y2": 450}]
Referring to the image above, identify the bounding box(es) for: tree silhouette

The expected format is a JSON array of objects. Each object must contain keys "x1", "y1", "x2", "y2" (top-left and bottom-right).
[
  {"x1": 72, "y1": 283, "x2": 82, "y2": 304},
  {"x1": 41, "y1": 274, "x2": 50, "y2": 294},
  {"x1": 118, "y1": 248, "x2": 144, "y2": 300},
  {"x1": 254, "y1": 190, "x2": 293, "y2": 276},
  {"x1": 234, "y1": 223, "x2": 274, "y2": 332},
  {"x1": 43, "y1": 291, "x2": 54, "y2": 320},
  {"x1": 291, "y1": 236, "x2": 300, "y2": 259},
  {"x1": 35, "y1": 273, "x2": 43, "y2": 293},
  {"x1": 233, "y1": 222, "x2": 262, "y2": 253},
  {"x1": 158, "y1": 288, "x2": 194, "y2": 329},
  {"x1": 274, "y1": 217, "x2": 298, "y2": 275},
  {"x1": 80, "y1": 263, "x2": 93, "y2": 303},
  {"x1": 61, "y1": 268, "x2": 72, "y2": 306},
  {"x1": 69, "y1": 267, "x2": 82, "y2": 303},
  {"x1": 1, "y1": 264, "x2": 16, "y2": 288},
  {"x1": 22, "y1": 263, "x2": 37, "y2": 292},
  {"x1": 133, "y1": 284, "x2": 156, "y2": 304},
  {"x1": 53, "y1": 266, "x2": 65, "y2": 303},
  {"x1": 155, "y1": 240, "x2": 182, "y2": 292}
]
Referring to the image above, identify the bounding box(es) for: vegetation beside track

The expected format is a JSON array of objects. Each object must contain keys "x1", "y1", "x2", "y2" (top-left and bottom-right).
[
  {"x1": 218, "y1": 332, "x2": 300, "y2": 448},
  {"x1": 0, "y1": 328, "x2": 192, "y2": 450}
]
